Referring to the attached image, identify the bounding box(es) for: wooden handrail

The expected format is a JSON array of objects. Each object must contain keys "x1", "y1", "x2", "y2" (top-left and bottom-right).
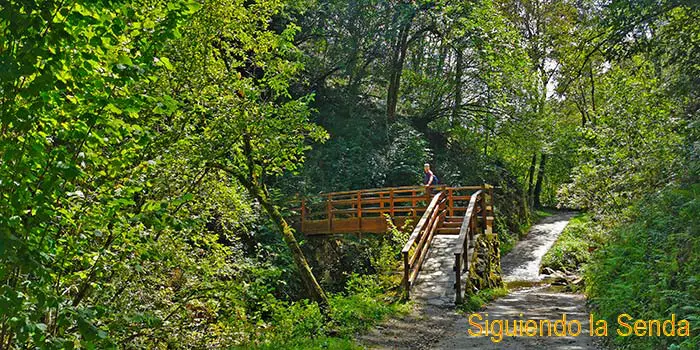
[
  {"x1": 453, "y1": 187, "x2": 497, "y2": 304},
  {"x1": 455, "y1": 190, "x2": 482, "y2": 257},
  {"x1": 318, "y1": 184, "x2": 488, "y2": 198},
  {"x1": 454, "y1": 190, "x2": 484, "y2": 304},
  {"x1": 401, "y1": 191, "x2": 446, "y2": 298}
]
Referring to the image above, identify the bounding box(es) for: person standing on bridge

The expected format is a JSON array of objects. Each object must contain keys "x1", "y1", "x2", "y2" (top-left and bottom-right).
[{"x1": 423, "y1": 163, "x2": 439, "y2": 187}]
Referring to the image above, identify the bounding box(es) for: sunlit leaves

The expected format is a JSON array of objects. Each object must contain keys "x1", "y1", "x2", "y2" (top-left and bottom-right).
[{"x1": 0, "y1": 0, "x2": 202, "y2": 347}]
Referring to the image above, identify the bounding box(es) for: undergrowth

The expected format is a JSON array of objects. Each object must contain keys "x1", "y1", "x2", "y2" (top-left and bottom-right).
[
  {"x1": 540, "y1": 213, "x2": 605, "y2": 275},
  {"x1": 236, "y1": 218, "x2": 413, "y2": 349},
  {"x1": 585, "y1": 185, "x2": 699, "y2": 350}
]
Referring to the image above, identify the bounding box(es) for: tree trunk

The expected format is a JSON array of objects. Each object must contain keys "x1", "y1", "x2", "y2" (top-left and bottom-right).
[
  {"x1": 527, "y1": 152, "x2": 537, "y2": 206},
  {"x1": 210, "y1": 163, "x2": 330, "y2": 314},
  {"x1": 386, "y1": 18, "x2": 412, "y2": 123},
  {"x1": 255, "y1": 188, "x2": 330, "y2": 314},
  {"x1": 452, "y1": 49, "x2": 463, "y2": 127},
  {"x1": 533, "y1": 153, "x2": 547, "y2": 209}
]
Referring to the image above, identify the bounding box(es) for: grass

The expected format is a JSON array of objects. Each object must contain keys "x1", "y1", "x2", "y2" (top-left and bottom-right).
[
  {"x1": 459, "y1": 287, "x2": 509, "y2": 313},
  {"x1": 241, "y1": 292, "x2": 409, "y2": 349},
  {"x1": 533, "y1": 209, "x2": 554, "y2": 218},
  {"x1": 540, "y1": 213, "x2": 604, "y2": 275}
]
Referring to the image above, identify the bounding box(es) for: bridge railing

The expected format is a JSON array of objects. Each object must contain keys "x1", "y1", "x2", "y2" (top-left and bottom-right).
[
  {"x1": 400, "y1": 191, "x2": 447, "y2": 298},
  {"x1": 454, "y1": 185, "x2": 494, "y2": 304},
  {"x1": 299, "y1": 185, "x2": 482, "y2": 235}
]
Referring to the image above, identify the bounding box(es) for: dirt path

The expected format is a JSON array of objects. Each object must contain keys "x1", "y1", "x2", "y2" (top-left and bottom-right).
[{"x1": 358, "y1": 211, "x2": 600, "y2": 349}]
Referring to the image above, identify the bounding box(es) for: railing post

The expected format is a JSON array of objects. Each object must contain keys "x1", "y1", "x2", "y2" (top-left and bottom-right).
[
  {"x1": 469, "y1": 214, "x2": 475, "y2": 243},
  {"x1": 327, "y1": 193, "x2": 332, "y2": 232},
  {"x1": 403, "y1": 252, "x2": 410, "y2": 299},
  {"x1": 463, "y1": 233, "x2": 469, "y2": 272},
  {"x1": 455, "y1": 253, "x2": 462, "y2": 304},
  {"x1": 448, "y1": 188, "x2": 454, "y2": 217},
  {"x1": 357, "y1": 191, "x2": 362, "y2": 231},
  {"x1": 390, "y1": 189, "x2": 395, "y2": 217}
]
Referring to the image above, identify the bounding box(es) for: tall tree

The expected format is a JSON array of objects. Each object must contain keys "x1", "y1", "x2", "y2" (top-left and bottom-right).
[
  {"x1": 386, "y1": 2, "x2": 416, "y2": 124},
  {"x1": 160, "y1": 0, "x2": 331, "y2": 310}
]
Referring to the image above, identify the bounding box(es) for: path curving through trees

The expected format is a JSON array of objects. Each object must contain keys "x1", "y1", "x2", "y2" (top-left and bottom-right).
[{"x1": 358, "y1": 211, "x2": 600, "y2": 349}]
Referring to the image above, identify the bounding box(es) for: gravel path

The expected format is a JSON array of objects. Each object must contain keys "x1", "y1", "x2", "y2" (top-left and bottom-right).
[
  {"x1": 501, "y1": 212, "x2": 577, "y2": 282},
  {"x1": 358, "y1": 211, "x2": 601, "y2": 350}
]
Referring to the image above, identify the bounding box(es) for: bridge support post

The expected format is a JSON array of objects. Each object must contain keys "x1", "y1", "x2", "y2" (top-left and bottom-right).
[
  {"x1": 327, "y1": 194, "x2": 332, "y2": 232},
  {"x1": 402, "y1": 252, "x2": 410, "y2": 299},
  {"x1": 454, "y1": 253, "x2": 462, "y2": 304},
  {"x1": 480, "y1": 185, "x2": 487, "y2": 233}
]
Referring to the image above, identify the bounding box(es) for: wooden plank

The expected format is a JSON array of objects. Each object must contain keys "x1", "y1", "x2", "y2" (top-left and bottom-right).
[
  {"x1": 409, "y1": 204, "x2": 440, "y2": 266},
  {"x1": 302, "y1": 220, "x2": 328, "y2": 234},
  {"x1": 300, "y1": 217, "x2": 390, "y2": 234}
]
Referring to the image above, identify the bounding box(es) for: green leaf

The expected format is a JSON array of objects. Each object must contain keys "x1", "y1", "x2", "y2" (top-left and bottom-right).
[{"x1": 105, "y1": 104, "x2": 122, "y2": 114}]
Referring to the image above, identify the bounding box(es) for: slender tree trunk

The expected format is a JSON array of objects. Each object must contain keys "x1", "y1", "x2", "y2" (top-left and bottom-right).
[
  {"x1": 210, "y1": 163, "x2": 330, "y2": 314},
  {"x1": 533, "y1": 153, "x2": 547, "y2": 209},
  {"x1": 452, "y1": 49, "x2": 463, "y2": 127},
  {"x1": 527, "y1": 152, "x2": 537, "y2": 205},
  {"x1": 255, "y1": 187, "x2": 330, "y2": 313},
  {"x1": 386, "y1": 18, "x2": 412, "y2": 123}
]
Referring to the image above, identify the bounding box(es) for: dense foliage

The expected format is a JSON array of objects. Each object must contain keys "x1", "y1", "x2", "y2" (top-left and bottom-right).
[
  {"x1": 0, "y1": 0, "x2": 697, "y2": 348},
  {"x1": 586, "y1": 185, "x2": 699, "y2": 350}
]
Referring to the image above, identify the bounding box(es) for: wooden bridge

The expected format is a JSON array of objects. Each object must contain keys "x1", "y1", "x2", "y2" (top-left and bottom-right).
[{"x1": 297, "y1": 185, "x2": 499, "y2": 305}]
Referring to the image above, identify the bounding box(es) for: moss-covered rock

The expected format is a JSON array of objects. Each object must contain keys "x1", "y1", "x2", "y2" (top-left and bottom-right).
[{"x1": 466, "y1": 233, "x2": 504, "y2": 294}]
